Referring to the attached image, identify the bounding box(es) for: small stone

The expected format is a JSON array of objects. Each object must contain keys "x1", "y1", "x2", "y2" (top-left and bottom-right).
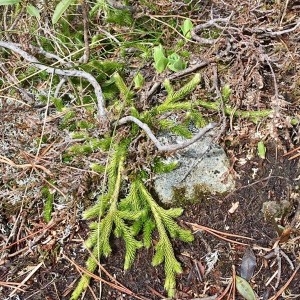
[{"x1": 261, "y1": 200, "x2": 292, "y2": 220}]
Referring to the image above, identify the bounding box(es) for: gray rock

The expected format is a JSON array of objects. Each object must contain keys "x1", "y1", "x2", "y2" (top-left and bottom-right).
[{"x1": 153, "y1": 131, "x2": 235, "y2": 204}]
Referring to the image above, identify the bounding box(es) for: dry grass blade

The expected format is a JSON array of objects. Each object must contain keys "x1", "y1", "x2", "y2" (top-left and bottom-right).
[
  {"x1": 283, "y1": 147, "x2": 300, "y2": 160},
  {"x1": 216, "y1": 278, "x2": 233, "y2": 300},
  {"x1": 0, "y1": 216, "x2": 63, "y2": 253},
  {"x1": 0, "y1": 155, "x2": 52, "y2": 175},
  {"x1": 0, "y1": 281, "x2": 27, "y2": 291},
  {"x1": 63, "y1": 254, "x2": 146, "y2": 300},
  {"x1": 9, "y1": 262, "x2": 43, "y2": 297},
  {"x1": 185, "y1": 222, "x2": 253, "y2": 245}
]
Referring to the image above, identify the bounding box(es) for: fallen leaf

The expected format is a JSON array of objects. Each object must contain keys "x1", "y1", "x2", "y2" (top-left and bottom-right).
[
  {"x1": 236, "y1": 275, "x2": 257, "y2": 300},
  {"x1": 240, "y1": 248, "x2": 256, "y2": 281}
]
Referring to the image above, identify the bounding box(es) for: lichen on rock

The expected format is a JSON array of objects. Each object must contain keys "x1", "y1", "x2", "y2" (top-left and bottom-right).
[{"x1": 154, "y1": 131, "x2": 235, "y2": 204}]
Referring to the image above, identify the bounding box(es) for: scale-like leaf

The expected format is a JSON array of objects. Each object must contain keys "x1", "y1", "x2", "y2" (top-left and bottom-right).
[{"x1": 152, "y1": 241, "x2": 165, "y2": 266}]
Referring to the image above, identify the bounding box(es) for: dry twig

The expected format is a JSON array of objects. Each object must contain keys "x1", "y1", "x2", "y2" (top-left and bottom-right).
[
  {"x1": 0, "y1": 281, "x2": 27, "y2": 292},
  {"x1": 265, "y1": 244, "x2": 294, "y2": 289},
  {"x1": 9, "y1": 262, "x2": 43, "y2": 297},
  {"x1": 186, "y1": 222, "x2": 253, "y2": 246},
  {"x1": 79, "y1": 0, "x2": 90, "y2": 64},
  {"x1": 141, "y1": 59, "x2": 213, "y2": 102},
  {"x1": 0, "y1": 41, "x2": 107, "y2": 121},
  {"x1": 63, "y1": 254, "x2": 145, "y2": 300},
  {"x1": 0, "y1": 155, "x2": 52, "y2": 176},
  {"x1": 0, "y1": 63, "x2": 34, "y2": 103},
  {"x1": 268, "y1": 264, "x2": 300, "y2": 300},
  {"x1": 117, "y1": 116, "x2": 217, "y2": 152},
  {"x1": 191, "y1": 13, "x2": 235, "y2": 44},
  {"x1": 262, "y1": 19, "x2": 300, "y2": 36}
]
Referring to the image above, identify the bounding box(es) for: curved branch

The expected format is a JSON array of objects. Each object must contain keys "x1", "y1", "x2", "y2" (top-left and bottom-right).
[
  {"x1": 191, "y1": 13, "x2": 235, "y2": 44},
  {"x1": 117, "y1": 115, "x2": 217, "y2": 152},
  {"x1": 0, "y1": 41, "x2": 107, "y2": 121}
]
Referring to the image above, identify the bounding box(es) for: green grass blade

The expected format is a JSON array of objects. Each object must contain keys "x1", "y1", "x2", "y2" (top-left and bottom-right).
[{"x1": 52, "y1": 0, "x2": 75, "y2": 24}]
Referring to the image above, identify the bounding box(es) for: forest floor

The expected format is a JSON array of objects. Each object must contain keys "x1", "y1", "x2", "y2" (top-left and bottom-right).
[{"x1": 1, "y1": 1, "x2": 300, "y2": 300}]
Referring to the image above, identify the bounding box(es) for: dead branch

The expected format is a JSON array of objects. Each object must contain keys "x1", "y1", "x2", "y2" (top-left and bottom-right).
[
  {"x1": 0, "y1": 63, "x2": 34, "y2": 103},
  {"x1": 268, "y1": 264, "x2": 300, "y2": 300},
  {"x1": 117, "y1": 115, "x2": 217, "y2": 152},
  {"x1": 0, "y1": 41, "x2": 107, "y2": 121},
  {"x1": 168, "y1": 59, "x2": 213, "y2": 80},
  {"x1": 265, "y1": 245, "x2": 295, "y2": 290},
  {"x1": 191, "y1": 13, "x2": 235, "y2": 44},
  {"x1": 0, "y1": 155, "x2": 52, "y2": 176},
  {"x1": 262, "y1": 19, "x2": 300, "y2": 36},
  {"x1": 78, "y1": 0, "x2": 90, "y2": 64}
]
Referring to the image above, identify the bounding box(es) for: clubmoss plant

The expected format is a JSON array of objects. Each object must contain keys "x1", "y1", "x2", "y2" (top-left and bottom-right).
[
  {"x1": 41, "y1": 186, "x2": 54, "y2": 223},
  {"x1": 197, "y1": 99, "x2": 272, "y2": 123},
  {"x1": 70, "y1": 144, "x2": 194, "y2": 299},
  {"x1": 141, "y1": 73, "x2": 202, "y2": 124},
  {"x1": 152, "y1": 158, "x2": 179, "y2": 174},
  {"x1": 61, "y1": 50, "x2": 271, "y2": 300},
  {"x1": 70, "y1": 73, "x2": 204, "y2": 299}
]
